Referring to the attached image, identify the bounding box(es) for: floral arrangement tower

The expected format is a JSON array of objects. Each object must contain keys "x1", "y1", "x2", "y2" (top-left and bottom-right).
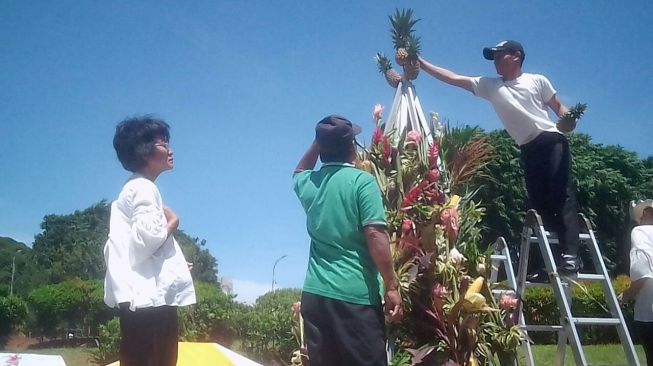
[{"x1": 360, "y1": 8, "x2": 525, "y2": 366}]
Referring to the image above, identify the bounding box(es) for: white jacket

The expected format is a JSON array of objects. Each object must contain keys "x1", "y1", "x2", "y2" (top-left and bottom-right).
[{"x1": 103, "y1": 175, "x2": 196, "y2": 311}]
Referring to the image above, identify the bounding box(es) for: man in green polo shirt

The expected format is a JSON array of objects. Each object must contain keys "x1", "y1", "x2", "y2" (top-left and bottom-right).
[{"x1": 293, "y1": 115, "x2": 402, "y2": 366}]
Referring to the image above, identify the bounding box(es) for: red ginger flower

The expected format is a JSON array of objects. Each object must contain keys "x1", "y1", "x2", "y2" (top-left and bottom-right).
[
  {"x1": 428, "y1": 143, "x2": 440, "y2": 168},
  {"x1": 372, "y1": 128, "x2": 383, "y2": 145},
  {"x1": 402, "y1": 186, "x2": 423, "y2": 208}
]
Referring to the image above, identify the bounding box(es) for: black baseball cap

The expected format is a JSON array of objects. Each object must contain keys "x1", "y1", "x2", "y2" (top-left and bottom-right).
[
  {"x1": 483, "y1": 40, "x2": 525, "y2": 60},
  {"x1": 315, "y1": 115, "x2": 362, "y2": 152}
]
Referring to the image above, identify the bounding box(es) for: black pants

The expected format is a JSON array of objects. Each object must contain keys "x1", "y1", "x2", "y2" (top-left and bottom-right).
[
  {"x1": 520, "y1": 132, "x2": 580, "y2": 260},
  {"x1": 119, "y1": 304, "x2": 179, "y2": 366},
  {"x1": 301, "y1": 292, "x2": 387, "y2": 366},
  {"x1": 637, "y1": 321, "x2": 653, "y2": 366}
]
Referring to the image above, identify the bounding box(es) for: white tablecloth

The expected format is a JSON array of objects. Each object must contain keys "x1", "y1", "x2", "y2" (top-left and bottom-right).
[{"x1": 0, "y1": 353, "x2": 66, "y2": 366}]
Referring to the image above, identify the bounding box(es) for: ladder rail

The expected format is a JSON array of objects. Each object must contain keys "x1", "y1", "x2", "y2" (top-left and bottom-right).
[
  {"x1": 492, "y1": 236, "x2": 535, "y2": 366},
  {"x1": 579, "y1": 214, "x2": 640, "y2": 366},
  {"x1": 528, "y1": 211, "x2": 588, "y2": 366}
]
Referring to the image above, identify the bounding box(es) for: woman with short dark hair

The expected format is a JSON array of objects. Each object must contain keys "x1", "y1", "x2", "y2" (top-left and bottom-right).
[{"x1": 104, "y1": 116, "x2": 196, "y2": 366}]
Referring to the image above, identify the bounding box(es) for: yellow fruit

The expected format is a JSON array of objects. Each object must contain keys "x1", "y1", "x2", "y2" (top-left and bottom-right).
[{"x1": 466, "y1": 276, "x2": 484, "y2": 295}]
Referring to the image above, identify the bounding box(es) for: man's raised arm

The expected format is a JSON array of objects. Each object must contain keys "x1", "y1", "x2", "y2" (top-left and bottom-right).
[
  {"x1": 294, "y1": 141, "x2": 319, "y2": 174},
  {"x1": 419, "y1": 57, "x2": 474, "y2": 93}
]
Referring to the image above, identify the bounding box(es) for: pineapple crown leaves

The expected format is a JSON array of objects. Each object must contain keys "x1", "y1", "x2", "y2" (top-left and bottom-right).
[
  {"x1": 389, "y1": 8, "x2": 421, "y2": 50},
  {"x1": 375, "y1": 52, "x2": 393, "y2": 73},
  {"x1": 404, "y1": 35, "x2": 422, "y2": 59},
  {"x1": 564, "y1": 102, "x2": 587, "y2": 121}
]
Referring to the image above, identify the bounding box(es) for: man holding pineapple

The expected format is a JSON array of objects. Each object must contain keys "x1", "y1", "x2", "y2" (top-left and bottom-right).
[
  {"x1": 293, "y1": 115, "x2": 403, "y2": 366},
  {"x1": 419, "y1": 40, "x2": 582, "y2": 276}
]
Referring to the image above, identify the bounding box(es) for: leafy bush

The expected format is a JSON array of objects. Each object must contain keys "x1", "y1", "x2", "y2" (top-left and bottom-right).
[
  {"x1": 26, "y1": 278, "x2": 109, "y2": 338},
  {"x1": 178, "y1": 282, "x2": 242, "y2": 345},
  {"x1": 522, "y1": 275, "x2": 633, "y2": 344},
  {"x1": 0, "y1": 296, "x2": 28, "y2": 339},
  {"x1": 239, "y1": 289, "x2": 301, "y2": 363},
  {"x1": 91, "y1": 317, "x2": 120, "y2": 364}
]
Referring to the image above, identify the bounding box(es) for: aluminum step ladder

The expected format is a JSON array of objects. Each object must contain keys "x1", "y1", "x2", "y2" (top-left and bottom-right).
[
  {"x1": 490, "y1": 237, "x2": 533, "y2": 366},
  {"x1": 514, "y1": 209, "x2": 639, "y2": 366}
]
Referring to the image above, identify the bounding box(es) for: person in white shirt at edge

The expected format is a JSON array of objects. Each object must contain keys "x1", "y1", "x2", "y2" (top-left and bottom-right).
[
  {"x1": 620, "y1": 200, "x2": 653, "y2": 366},
  {"x1": 104, "y1": 116, "x2": 196, "y2": 366},
  {"x1": 419, "y1": 40, "x2": 581, "y2": 279}
]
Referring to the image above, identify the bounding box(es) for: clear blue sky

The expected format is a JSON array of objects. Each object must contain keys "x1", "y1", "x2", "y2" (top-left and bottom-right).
[{"x1": 1, "y1": 1, "x2": 651, "y2": 303}]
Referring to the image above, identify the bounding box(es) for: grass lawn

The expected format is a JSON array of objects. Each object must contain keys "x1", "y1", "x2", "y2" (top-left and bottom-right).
[
  {"x1": 525, "y1": 344, "x2": 646, "y2": 366},
  {"x1": 2, "y1": 344, "x2": 648, "y2": 366}
]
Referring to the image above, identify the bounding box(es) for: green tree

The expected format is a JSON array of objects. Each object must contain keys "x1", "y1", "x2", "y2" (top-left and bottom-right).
[
  {"x1": 28, "y1": 201, "x2": 219, "y2": 286},
  {"x1": 176, "y1": 231, "x2": 219, "y2": 283},
  {"x1": 472, "y1": 130, "x2": 527, "y2": 250},
  {"x1": 31, "y1": 202, "x2": 110, "y2": 283}
]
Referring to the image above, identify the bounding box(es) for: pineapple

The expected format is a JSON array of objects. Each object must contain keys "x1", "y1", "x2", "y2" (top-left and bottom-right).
[
  {"x1": 390, "y1": 9, "x2": 420, "y2": 66},
  {"x1": 403, "y1": 35, "x2": 422, "y2": 80},
  {"x1": 557, "y1": 103, "x2": 587, "y2": 133},
  {"x1": 395, "y1": 48, "x2": 408, "y2": 67},
  {"x1": 375, "y1": 53, "x2": 402, "y2": 88}
]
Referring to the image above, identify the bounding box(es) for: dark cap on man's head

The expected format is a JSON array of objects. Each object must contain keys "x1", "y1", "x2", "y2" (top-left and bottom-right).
[
  {"x1": 483, "y1": 40, "x2": 525, "y2": 60},
  {"x1": 315, "y1": 115, "x2": 362, "y2": 152}
]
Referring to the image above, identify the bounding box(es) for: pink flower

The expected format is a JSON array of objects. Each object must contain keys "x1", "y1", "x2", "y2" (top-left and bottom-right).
[
  {"x1": 401, "y1": 219, "x2": 413, "y2": 235},
  {"x1": 292, "y1": 301, "x2": 301, "y2": 317},
  {"x1": 373, "y1": 104, "x2": 383, "y2": 122},
  {"x1": 432, "y1": 283, "x2": 450, "y2": 299},
  {"x1": 440, "y1": 208, "x2": 460, "y2": 242},
  {"x1": 406, "y1": 130, "x2": 422, "y2": 145},
  {"x1": 500, "y1": 294, "x2": 519, "y2": 311}
]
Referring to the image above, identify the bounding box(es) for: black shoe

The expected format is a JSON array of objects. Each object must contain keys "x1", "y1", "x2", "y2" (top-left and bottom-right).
[
  {"x1": 558, "y1": 253, "x2": 582, "y2": 275},
  {"x1": 526, "y1": 268, "x2": 549, "y2": 283}
]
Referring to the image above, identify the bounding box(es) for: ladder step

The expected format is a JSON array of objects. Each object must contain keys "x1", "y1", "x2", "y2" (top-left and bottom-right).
[
  {"x1": 576, "y1": 273, "x2": 605, "y2": 281},
  {"x1": 490, "y1": 254, "x2": 507, "y2": 261},
  {"x1": 529, "y1": 233, "x2": 592, "y2": 244},
  {"x1": 523, "y1": 325, "x2": 564, "y2": 332},
  {"x1": 573, "y1": 317, "x2": 621, "y2": 326},
  {"x1": 525, "y1": 282, "x2": 552, "y2": 289},
  {"x1": 492, "y1": 289, "x2": 515, "y2": 296}
]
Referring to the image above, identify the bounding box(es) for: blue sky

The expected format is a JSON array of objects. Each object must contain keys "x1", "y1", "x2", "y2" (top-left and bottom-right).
[{"x1": 1, "y1": 1, "x2": 651, "y2": 303}]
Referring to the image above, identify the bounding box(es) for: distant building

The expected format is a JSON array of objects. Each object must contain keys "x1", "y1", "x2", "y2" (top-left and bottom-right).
[{"x1": 219, "y1": 276, "x2": 234, "y2": 296}]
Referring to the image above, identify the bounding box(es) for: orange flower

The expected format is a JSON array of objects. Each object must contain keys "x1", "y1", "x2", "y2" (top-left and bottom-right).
[
  {"x1": 292, "y1": 301, "x2": 301, "y2": 317},
  {"x1": 440, "y1": 208, "x2": 460, "y2": 242}
]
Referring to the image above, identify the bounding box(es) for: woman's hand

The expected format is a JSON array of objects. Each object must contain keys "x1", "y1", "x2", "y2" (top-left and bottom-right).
[{"x1": 164, "y1": 206, "x2": 179, "y2": 234}]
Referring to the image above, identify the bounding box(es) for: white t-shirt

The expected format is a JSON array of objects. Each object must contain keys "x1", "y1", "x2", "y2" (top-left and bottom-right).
[
  {"x1": 630, "y1": 225, "x2": 653, "y2": 322},
  {"x1": 470, "y1": 73, "x2": 561, "y2": 146},
  {"x1": 103, "y1": 174, "x2": 196, "y2": 311}
]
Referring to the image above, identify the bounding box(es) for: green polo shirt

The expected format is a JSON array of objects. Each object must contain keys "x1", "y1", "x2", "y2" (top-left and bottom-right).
[{"x1": 293, "y1": 162, "x2": 387, "y2": 305}]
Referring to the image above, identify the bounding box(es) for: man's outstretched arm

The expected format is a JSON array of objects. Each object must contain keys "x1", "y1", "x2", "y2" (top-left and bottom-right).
[{"x1": 419, "y1": 57, "x2": 474, "y2": 93}]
